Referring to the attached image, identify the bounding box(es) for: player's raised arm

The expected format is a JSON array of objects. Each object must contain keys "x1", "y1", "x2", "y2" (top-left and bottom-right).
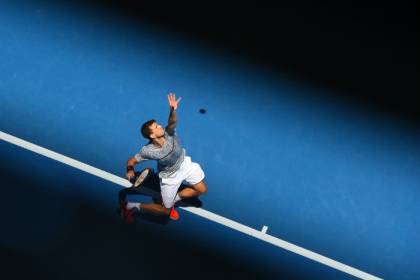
[{"x1": 167, "y1": 92, "x2": 182, "y2": 128}]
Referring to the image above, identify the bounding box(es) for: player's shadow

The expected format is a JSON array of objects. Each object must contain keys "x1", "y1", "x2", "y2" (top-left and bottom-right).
[{"x1": 118, "y1": 168, "x2": 203, "y2": 224}]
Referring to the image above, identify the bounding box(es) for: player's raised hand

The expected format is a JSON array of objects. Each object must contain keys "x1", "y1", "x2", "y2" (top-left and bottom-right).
[{"x1": 168, "y1": 92, "x2": 182, "y2": 110}]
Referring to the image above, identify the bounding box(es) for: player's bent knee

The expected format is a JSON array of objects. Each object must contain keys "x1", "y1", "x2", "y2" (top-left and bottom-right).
[
  {"x1": 201, "y1": 183, "x2": 208, "y2": 194},
  {"x1": 194, "y1": 180, "x2": 208, "y2": 194}
]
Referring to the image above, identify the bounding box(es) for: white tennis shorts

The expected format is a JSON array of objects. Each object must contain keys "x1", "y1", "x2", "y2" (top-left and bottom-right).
[{"x1": 159, "y1": 156, "x2": 205, "y2": 208}]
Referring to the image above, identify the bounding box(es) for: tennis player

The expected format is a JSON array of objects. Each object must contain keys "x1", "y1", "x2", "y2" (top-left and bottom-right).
[{"x1": 122, "y1": 93, "x2": 207, "y2": 221}]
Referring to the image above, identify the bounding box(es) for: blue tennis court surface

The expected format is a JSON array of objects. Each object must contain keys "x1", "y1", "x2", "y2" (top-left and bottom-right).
[{"x1": 1, "y1": 2, "x2": 420, "y2": 279}]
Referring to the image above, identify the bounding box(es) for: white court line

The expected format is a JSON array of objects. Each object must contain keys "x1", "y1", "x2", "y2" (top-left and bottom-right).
[
  {"x1": 0, "y1": 131, "x2": 382, "y2": 280},
  {"x1": 261, "y1": 225, "x2": 268, "y2": 234}
]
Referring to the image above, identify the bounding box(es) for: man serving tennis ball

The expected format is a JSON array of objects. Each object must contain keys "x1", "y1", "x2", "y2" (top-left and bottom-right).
[{"x1": 123, "y1": 93, "x2": 208, "y2": 221}]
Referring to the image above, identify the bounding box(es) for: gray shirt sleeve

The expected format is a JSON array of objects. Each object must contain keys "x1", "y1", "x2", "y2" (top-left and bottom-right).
[{"x1": 134, "y1": 147, "x2": 149, "y2": 163}]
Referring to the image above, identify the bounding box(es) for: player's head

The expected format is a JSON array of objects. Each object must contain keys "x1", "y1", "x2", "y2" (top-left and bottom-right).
[{"x1": 141, "y1": 119, "x2": 165, "y2": 140}]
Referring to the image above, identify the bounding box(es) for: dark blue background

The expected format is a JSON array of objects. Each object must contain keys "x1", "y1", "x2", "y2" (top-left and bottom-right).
[{"x1": 1, "y1": 1, "x2": 419, "y2": 279}]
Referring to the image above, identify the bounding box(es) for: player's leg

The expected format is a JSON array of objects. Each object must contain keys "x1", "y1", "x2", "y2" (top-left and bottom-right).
[
  {"x1": 139, "y1": 203, "x2": 170, "y2": 215},
  {"x1": 120, "y1": 200, "x2": 171, "y2": 223},
  {"x1": 177, "y1": 180, "x2": 207, "y2": 198},
  {"x1": 120, "y1": 168, "x2": 168, "y2": 220},
  {"x1": 158, "y1": 176, "x2": 182, "y2": 219},
  {"x1": 191, "y1": 180, "x2": 208, "y2": 194},
  {"x1": 137, "y1": 179, "x2": 178, "y2": 217},
  {"x1": 176, "y1": 186, "x2": 200, "y2": 198},
  {"x1": 120, "y1": 170, "x2": 181, "y2": 222},
  {"x1": 178, "y1": 160, "x2": 207, "y2": 199}
]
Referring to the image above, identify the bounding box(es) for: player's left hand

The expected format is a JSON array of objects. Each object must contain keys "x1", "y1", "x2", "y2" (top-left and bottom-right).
[{"x1": 168, "y1": 92, "x2": 182, "y2": 110}]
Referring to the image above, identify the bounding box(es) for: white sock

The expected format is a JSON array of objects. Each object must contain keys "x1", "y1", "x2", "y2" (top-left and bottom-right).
[
  {"x1": 126, "y1": 202, "x2": 141, "y2": 210},
  {"x1": 174, "y1": 194, "x2": 182, "y2": 203}
]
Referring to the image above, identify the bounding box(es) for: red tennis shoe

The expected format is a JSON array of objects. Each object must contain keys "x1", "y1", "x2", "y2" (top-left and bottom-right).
[
  {"x1": 169, "y1": 207, "x2": 179, "y2": 220},
  {"x1": 120, "y1": 201, "x2": 135, "y2": 223}
]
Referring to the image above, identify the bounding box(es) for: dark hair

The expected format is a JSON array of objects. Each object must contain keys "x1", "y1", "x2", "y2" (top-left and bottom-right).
[{"x1": 141, "y1": 119, "x2": 156, "y2": 140}]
